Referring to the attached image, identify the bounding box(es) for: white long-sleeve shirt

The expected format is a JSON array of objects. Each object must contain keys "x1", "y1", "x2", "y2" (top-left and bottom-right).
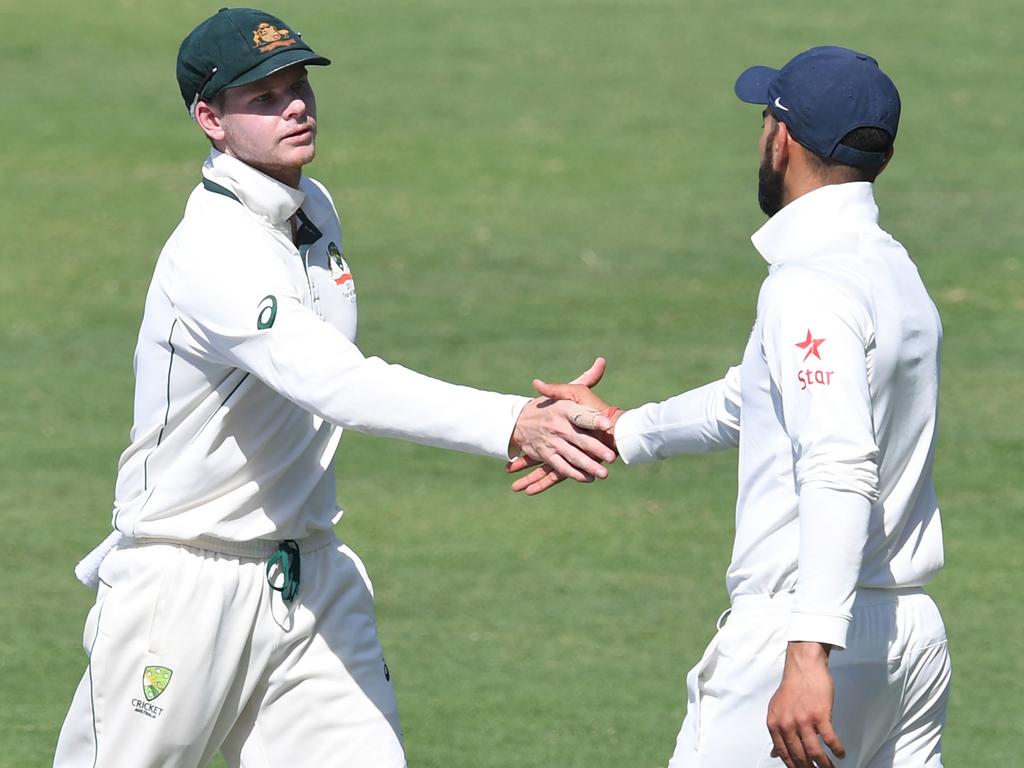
[
  {"x1": 111, "y1": 150, "x2": 528, "y2": 544},
  {"x1": 615, "y1": 182, "x2": 944, "y2": 648}
]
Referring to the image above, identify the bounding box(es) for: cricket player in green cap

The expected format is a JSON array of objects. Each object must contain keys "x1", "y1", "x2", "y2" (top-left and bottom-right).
[{"x1": 54, "y1": 8, "x2": 615, "y2": 767}]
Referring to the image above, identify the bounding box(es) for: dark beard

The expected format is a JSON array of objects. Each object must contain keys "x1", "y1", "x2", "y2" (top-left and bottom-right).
[{"x1": 757, "y1": 143, "x2": 785, "y2": 217}]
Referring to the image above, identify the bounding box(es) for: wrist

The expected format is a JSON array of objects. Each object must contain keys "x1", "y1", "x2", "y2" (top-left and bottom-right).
[
  {"x1": 786, "y1": 640, "x2": 832, "y2": 661},
  {"x1": 507, "y1": 398, "x2": 538, "y2": 457},
  {"x1": 603, "y1": 406, "x2": 625, "y2": 433}
]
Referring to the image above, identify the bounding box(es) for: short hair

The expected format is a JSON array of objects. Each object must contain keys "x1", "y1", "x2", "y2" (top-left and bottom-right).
[
  {"x1": 208, "y1": 90, "x2": 227, "y2": 113},
  {"x1": 807, "y1": 126, "x2": 894, "y2": 183}
]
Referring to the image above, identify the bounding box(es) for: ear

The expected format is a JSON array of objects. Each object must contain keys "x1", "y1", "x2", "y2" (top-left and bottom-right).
[
  {"x1": 772, "y1": 120, "x2": 792, "y2": 171},
  {"x1": 195, "y1": 100, "x2": 226, "y2": 143}
]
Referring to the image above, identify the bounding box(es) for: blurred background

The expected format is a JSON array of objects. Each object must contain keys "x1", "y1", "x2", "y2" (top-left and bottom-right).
[{"x1": 2, "y1": 1, "x2": 1021, "y2": 765}]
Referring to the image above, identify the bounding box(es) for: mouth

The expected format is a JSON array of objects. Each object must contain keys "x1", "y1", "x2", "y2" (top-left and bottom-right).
[{"x1": 282, "y1": 125, "x2": 314, "y2": 144}]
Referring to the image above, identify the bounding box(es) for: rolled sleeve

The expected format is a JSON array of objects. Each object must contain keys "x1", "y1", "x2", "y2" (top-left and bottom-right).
[
  {"x1": 760, "y1": 269, "x2": 879, "y2": 648},
  {"x1": 787, "y1": 485, "x2": 872, "y2": 649}
]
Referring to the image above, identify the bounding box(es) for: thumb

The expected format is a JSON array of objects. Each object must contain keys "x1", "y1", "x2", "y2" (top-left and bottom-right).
[
  {"x1": 570, "y1": 356, "x2": 606, "y2": 387},
  {"x1": 533, "y1": 379, "x2": 584, "y2": 401}
]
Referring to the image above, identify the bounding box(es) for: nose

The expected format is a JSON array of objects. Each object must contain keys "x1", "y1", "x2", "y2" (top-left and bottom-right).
[{"x1": 283, "y1": 96, "x2": 307, "y2": 122}]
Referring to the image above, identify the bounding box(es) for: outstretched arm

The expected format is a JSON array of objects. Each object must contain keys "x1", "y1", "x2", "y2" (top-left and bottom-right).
[{"x1": 508, "y1": 365, "x2": 743, "y2": 495}]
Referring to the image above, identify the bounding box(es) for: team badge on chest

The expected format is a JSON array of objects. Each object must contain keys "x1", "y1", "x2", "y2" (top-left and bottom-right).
[{"x1": 327, "y1": 242, "x2": 356, "y2": 303}]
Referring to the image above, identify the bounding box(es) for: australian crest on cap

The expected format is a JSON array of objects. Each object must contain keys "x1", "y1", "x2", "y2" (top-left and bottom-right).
[{"x1": 252, "y1": 22, "x2": 296, "y2": 53}]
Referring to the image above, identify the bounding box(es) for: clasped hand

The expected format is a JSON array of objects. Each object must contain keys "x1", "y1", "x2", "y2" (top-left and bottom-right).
[{"x1": 507, "y1": 357, "x2": 623, "y2": 495}]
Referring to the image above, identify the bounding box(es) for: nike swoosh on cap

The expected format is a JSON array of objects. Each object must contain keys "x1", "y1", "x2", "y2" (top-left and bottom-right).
[{"x1": 773, "y1": 97, "x2": 791, "y2": 112}]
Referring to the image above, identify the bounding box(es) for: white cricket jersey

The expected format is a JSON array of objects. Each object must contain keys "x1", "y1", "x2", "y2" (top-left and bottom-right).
[
  {"x1": 615, "y1": 182, "x2": 944, "y2": 648},
  {"x1": 111, "y1": 150, "x2": 528, "y2": 544}
]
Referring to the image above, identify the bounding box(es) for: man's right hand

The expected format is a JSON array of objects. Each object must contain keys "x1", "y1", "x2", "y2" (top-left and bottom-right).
[
  {"x1": 507, "y1": 357, "x2": 619, "y2": 486},
  {"x1": 507, "y1": 377, "x2": 623, "y2": 495},
  {"x1": 508, "y1": 395, "x2": 616, "y2": 483}
]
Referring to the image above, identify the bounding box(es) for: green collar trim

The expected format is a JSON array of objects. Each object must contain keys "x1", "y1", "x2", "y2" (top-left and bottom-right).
[
  {"x1": 202, "y1": 177, "x2": 241, "y2": 203},
  {"x1": 202, "y1": 176, "x2": 322, "y2": 247}
]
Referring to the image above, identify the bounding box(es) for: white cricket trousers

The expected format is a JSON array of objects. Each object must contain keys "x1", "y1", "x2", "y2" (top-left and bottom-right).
[
  {"x1": 54, "y1": 532, "x2": 406, "y2": 768},
  {"x1": 667, "y1": 588, "x2": 951, "y2": 768}
]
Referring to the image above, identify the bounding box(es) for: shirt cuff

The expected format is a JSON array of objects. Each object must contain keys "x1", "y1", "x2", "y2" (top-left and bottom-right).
[
  {"x1": 503, "y1": 396, "x2": 532, "y2": 461},
  {"x1": 787, "y1": 609, "x2": 851, "y2": 649},
  {"x1": 613, "y1": 408, "x2": 649, "y2": 465}
]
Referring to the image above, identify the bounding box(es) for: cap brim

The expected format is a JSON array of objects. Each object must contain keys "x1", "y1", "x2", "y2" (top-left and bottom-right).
[
  {"x1": 734, "y1": 65, "x2": 778, "y2": 104},
  {"x1": 226, "y1": 48, "x2": 331, "y2": 92}
]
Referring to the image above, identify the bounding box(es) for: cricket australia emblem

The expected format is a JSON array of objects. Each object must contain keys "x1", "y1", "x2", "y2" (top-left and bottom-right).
[
  {"x1": 132, "y1": 665, "x2": 173, "y2": 719},
  {"x1": 328, "y1": 242, "x2": 356, "y2": 303},
  {"x1": 143, "y1": 666, "x2": 172, "y2": 700}
]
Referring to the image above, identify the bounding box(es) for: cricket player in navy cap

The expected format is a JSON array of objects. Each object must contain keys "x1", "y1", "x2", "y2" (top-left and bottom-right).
[
  {"x1": 54, "y1": 8, "x2": 617, "y2": 767},
  {"x1": 511, "y1": 46, "x2": 951, "y2": 768}
]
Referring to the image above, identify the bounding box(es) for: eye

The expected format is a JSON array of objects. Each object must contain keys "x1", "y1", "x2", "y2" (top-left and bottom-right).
[
  {"x1": 291, "y1": 79, "x2": 309, "y2": 93},
  {"x1": 253, "y1": 92, "x2": 273, "y2": 104}
]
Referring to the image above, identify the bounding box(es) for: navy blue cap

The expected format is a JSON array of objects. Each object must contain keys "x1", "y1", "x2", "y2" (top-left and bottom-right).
[{"x1": 734, "y1": 46, "x2": 900, "y2": 168}]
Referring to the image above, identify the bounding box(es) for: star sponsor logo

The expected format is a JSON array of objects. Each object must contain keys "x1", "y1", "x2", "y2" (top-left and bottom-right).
[
  {"x1": 795, "y1": 330, "x2": 832, "y2": 390},
  {"x1": 798, "y1": 368, "x2": 835, "y2": 390},
  {"x1": 795, "y1": 329, "x2": 825, "y2": 362}
]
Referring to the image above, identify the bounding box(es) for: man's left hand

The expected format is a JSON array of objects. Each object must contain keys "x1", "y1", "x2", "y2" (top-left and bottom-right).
[{"x1": 767, "y1": 641, "x2": 847, "y2": 768}]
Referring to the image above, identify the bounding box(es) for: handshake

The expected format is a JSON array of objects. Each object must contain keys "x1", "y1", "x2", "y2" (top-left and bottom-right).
[{"x1": 506, "y1": 357, "x2": 624, "y2": 496}]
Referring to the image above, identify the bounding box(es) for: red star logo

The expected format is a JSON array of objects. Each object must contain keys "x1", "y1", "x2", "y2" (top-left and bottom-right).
[{"x1": 796, "y1": 329, "x2": 825, "y2": 361}]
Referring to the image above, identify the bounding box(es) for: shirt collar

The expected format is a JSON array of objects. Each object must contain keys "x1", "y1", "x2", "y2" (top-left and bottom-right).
[
  {"x1": 201, "y1": 149, "x2": 306, "y2": 227},
  {"x1": 750, "y1": 182, "x2": 880, "y2": 266}
]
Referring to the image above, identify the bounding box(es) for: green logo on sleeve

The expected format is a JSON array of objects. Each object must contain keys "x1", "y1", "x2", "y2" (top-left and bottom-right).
[
  {"x1": 143, "y1": 666, "x2": 173, "y2": 701},
  {"x1": 257, "y1": 295, "x2": 278, "y2": 329}
]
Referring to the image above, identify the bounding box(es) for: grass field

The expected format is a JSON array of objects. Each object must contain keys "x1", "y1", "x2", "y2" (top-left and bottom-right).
[{"x1": 3, "y1": 1, "x2": 1023, "y2": 765}]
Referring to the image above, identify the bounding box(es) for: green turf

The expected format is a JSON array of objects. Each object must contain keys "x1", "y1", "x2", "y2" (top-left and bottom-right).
[{"x1": 2, "y1": 1, "x2": 1022, "y2": 765}]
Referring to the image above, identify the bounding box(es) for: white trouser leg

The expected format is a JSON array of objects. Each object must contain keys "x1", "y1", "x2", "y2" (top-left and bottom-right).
[
  {"x1": 53, "y1": 672, "x2": 97, "y2": 767},
  {"x1": 666, "y1": 601, "x2": 782, "y2": 768},
  {"x1": 219, "y1": 543, "x2": 405, "y2": 768},
  {"x1": 54, "y1": 537, "x2": 404, "y2": 768},
  {"x1": 665, "y1": 589, "x2": 950, "y2": 768},
  {"x1": 55, "y1": 543, "x2": 266, "y2": 767}
]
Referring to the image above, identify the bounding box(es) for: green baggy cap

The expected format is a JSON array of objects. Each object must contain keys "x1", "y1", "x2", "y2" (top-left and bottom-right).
[{"x1": 177, "y1": 7, "x2": 330, "y2": 116}]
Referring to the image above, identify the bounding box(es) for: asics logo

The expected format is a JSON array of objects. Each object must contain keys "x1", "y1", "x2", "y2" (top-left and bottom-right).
[{"x1": 773, "y1": 97, "x2": 791, "y2": 112}]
